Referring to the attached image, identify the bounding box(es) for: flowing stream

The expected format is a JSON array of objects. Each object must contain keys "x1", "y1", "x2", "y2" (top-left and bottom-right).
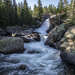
[{"x1": 0, "y1": 19, "x2": 65, "y2": 75}]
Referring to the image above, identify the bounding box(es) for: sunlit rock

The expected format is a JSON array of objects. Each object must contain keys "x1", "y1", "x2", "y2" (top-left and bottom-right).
[{"x1": 60, "y1": 26, "x2": 75, "y2": 65}]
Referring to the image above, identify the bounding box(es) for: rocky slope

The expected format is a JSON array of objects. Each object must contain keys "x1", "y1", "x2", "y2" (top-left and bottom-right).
[
  {"x1": 45, "y1": 15, "x2": 75, "y2": 66},
  {"x1": 46, "y1": 25, "x2": 75, "y2": 65},
  {"x1": 60, "y1": 26, "x2": 75, "y2": 65}
]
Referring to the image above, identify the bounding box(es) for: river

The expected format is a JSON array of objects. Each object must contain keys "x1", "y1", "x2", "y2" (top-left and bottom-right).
[{"x1": 0, "y1": 19, "x2": 65, "y2": 75}]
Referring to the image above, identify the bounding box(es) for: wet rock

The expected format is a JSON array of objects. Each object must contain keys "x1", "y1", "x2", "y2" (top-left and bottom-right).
[
  {"x1": 21, "y1": 36, "x2": 32, "y2": 42},
  {"x1": 27, "y1": 50, "x2": 40, "y2": 54},
  {"x1": 60, "y1": 51, "x2": 75, "y2": 65},
  {"x1": 32, "y1": 32, "x2": 40, "y2": 41},
  {"x1": 21, "y1": 32, "x2": 40, "y2": 43},
  {"x1": 18, "y1": 64, "x2": 27, "y2": 70},
  {"x1": 0, "y1": 37, "x2": 24, "y2": 54}
]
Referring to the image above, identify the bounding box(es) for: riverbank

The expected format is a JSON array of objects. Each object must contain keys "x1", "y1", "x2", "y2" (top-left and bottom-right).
[
  {"x1": 0, "y1": 17, "x2": 75, "y2": 75},
  {"x1": 45, "y1": 15, "x2": 75, "y2": 74}
]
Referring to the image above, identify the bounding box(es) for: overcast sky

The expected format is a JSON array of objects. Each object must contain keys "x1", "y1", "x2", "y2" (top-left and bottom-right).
[{"x1": 16, "y1": 0, "x2": 71, "y2": 10}]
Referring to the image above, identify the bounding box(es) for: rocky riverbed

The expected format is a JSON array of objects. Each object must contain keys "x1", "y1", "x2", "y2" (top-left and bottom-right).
[
  {"x1": 0, "y1": 19, "x2": 66, "y2": 75},
  {"x1": 0, "y1": 18, "x2": 74, "y2": 75}
]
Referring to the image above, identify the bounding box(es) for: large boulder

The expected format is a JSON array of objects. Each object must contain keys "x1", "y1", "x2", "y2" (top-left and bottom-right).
[
  {"x1": 59, "y1": 26, "x2": 75, "y2": 65},
  {"x1": 45, "y1": 24, "x2": 66, "y2": 48},
  {"x1": 0, "y1": 37, "x2": 24, "y2": 54}
]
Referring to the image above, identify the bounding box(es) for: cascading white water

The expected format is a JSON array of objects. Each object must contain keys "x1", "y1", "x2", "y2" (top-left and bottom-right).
[
  {"x1": 0, "y1": 19, "x2": 64, "y2": 75},
  {"x1": 35, "y1": 19, "x2": 50, "y2": 34}
]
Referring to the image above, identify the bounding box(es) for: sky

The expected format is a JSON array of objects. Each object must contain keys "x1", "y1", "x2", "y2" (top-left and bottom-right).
[{"x1": 16, "y1": 0, "x2": 71, "y2": 10}]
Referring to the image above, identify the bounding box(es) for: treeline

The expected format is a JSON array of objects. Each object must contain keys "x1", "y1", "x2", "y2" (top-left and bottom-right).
[
  {"x1": 0, "y1": 0, "x2": 32, "y2": 28},
  {"x1": 33, "y1": 4, "x2": 57, "y2": 17},
  {"x1": 0, "y1": 0, "x2": 42, "y2": 28},
  {"x1": 57, "y1": 0, "x2": 75, "y2": 25},
  {"x1": 0, "y1": 0, "x2": 75, "y2": 28},
  {"x1": 33, "y1": 0, "x2": 75, "y2": 25}
]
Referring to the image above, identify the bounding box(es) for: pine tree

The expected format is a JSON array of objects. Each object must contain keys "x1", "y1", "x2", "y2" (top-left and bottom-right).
[
  {"x1": 0, "y1": 0, "x2": 42, "y2": 28},
  {"x1": 3, "y1": 0, "x2": 12, "y2": 26},
  {"x1": 38, "y1": 0, "x2": 43, "y2": 20},
  {"x1": 68, "y1": 0, "x2": 75, "y2": 18},
  {"x1": 57, "y1": 0, "x2": 64, "y2": 13},
  {"x1": 48, "y1": 5, "x2": 52, "y2": 14},
  {"x1": 33, "y1": 4, "x2": 39, "y2": 17},
  {"x1": 0, "y1": 0, "x2": 2, "y2": 19},
  {"x1": 43, "y1": 6, "x2": 48, "y2": 14},
  {"x1": 12, "y1": 0, "x2": 18, "y2": 25},
  {"x1": 71, "y1": 0, "x2": 75, "y2": 17},
  {"x1": 63, "y1": 0, "x2": 68, "y2": 15},
  {"x1": 0, "y1": 0, "x2": 3, "y2": 26},
  {"x1": 70, "y1": 0, "x2": 75, "y2": 24},
  {"x1": 17, "y1": 3, "x2": 22, "y2": 25},
  {"x1": 21, "y1": 0, "x2": 32, "y2": 25}
]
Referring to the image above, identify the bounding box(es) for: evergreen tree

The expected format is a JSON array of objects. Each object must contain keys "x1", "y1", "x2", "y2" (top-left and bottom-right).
[
  {"x1": 12, "y1": 0, "x2": 18, "y2": 25},
  {"x1": 17, "y1": 3, "x2": 22, "y2": 25},
  {"x1": 38, "y1": 0, "x2": 43, "y2": 20},
  {"x1": 3, "y1": 0, "x2": 12, "y2": 26},
  {"x1": 63, "y1": 0, "x2": 68, "y2": 15},
  {"x1": 71, "y1": 0, "x2": 75, "y2": 17},
  {"x1": 57, "y1": 0, "x2": 64, "y2": 13},
  {"x1": 0, "y1": 0, "x2": 2, "y2": 20},
  {"x1": 48, "y1": 5, "x2": 57, "y2": 15},
  {"x1": 70, "y1": 0, "x2": 75, "y2": 24},
  {"x1": 0, "y1": 0, "x2": 43, "y2": 28},
  {"x1": 33, "y1": 4, "x2": 39, "y2": 17},
  {"x1": 43, "y1": 6, "x2": 48, "y2": 14},
  {"x1": 48, "y1": 5, "x2": 53, "y2": 14},
  {"x1": 21, "y1": 0, "x2": 32, "y2": 25},
  {"x1": 0, "y1": 0, "x2": 3, "y2": 26}
]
